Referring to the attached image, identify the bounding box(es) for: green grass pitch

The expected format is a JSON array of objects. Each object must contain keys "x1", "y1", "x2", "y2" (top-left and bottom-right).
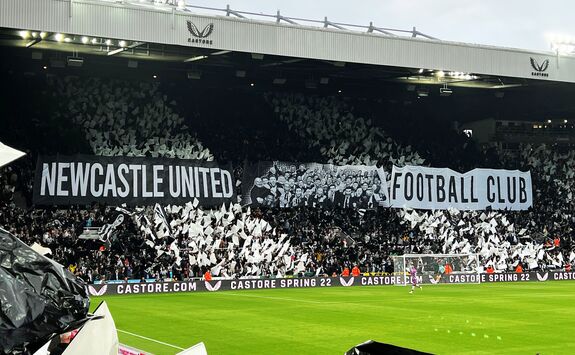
[{"x1": 90, "y1": 281, "x2": 575, "y2": 354}]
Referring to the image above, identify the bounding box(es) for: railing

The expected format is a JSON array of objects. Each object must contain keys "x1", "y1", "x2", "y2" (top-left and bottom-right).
[{"x1": 87, "y1": 0, "x2": 438, "y2": 40}]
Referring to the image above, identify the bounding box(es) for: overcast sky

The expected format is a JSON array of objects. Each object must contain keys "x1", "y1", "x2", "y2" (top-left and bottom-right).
[{"x1": 186, "y1": 0, "x2": 575, "y2": 51}]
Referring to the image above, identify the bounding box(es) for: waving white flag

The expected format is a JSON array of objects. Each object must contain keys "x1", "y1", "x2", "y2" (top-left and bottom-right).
[{"x1": 0, "y1": 142, "x2": 25, "y2": 168}]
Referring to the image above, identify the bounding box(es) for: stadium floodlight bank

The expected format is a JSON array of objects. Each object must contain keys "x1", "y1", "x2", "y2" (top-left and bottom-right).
[{"x1": 392, "y1": 254, "x2": 481, "y2": 286}]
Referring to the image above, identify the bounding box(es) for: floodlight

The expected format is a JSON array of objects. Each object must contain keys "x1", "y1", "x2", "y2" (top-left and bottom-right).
[
  {"x1": 183, "y1": 55, "x2": 207, "y2": 62},
  {"x1": 25, "y1": 39, "x2": 41, "y2": 48}
]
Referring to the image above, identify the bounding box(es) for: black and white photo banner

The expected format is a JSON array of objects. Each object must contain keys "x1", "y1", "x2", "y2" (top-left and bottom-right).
[
  {"x1": 33, "y1": 155, "x2": 235, "y2": 206},
  {"x1": 390, "y1": 165, "x2": 532, "y2": 211},
  {"x1": 242, "y1": 161, "x2": 389, "y2": 209}
]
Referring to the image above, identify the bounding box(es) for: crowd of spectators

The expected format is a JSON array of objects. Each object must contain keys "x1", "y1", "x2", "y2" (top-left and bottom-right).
[
  {"x1": 0, "y1": 73, "x2": 574, "y2": 284},
  {"x1": 50, "y1": 76, "x2": 213, "y2": 161},
  {"x1": 267, "y1": 93, "x2": 425, "y2": 168}
]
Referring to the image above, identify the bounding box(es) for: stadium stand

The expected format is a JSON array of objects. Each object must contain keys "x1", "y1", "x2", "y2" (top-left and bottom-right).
[
  {"x1": 4, "y1": 2, "x2": 575, "y2": 353},
  {"x1": 0, "y1": 72, "x2": 574, "y2": 284}
]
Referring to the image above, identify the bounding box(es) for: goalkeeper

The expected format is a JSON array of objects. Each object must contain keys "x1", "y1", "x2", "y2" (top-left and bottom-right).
[{"x1": 435, "y1": 261, "x2": 446, "y2": 282}]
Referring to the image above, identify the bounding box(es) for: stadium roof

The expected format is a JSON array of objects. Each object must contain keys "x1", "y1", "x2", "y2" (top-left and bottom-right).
[
  {"x1": 1, "y1": 0, "x2": 575, "y2": 84},
  {"x1": 2, "y1": 0, "x2": 575, "y2": 124}
]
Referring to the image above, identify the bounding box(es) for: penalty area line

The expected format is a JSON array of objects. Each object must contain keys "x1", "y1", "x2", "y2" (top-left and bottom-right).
[{"x1": 117, "y1": 329, "x2": 185, "y2": 350}]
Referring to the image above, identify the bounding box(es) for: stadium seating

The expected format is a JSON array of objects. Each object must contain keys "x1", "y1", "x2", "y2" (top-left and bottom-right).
[{"x1": 0, "y1": 73, "x2": 573, "y2": 283}]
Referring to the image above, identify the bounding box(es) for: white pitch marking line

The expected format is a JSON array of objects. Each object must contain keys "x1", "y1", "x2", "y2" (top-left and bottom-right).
[
  {"x1": 216, "y1": 292, "x2": 327, "y2": 304},
  {"x1": 117, "y1": 329, "x2": 185, "y2": 350}
]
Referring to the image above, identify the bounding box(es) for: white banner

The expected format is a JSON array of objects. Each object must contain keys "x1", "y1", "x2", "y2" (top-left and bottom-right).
[{"x1": 389, "y1": 165, "x2": 532, "y2": 211}]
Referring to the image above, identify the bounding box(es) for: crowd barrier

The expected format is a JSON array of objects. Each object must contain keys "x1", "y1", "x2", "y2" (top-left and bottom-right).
[{"x1": 87, "y1": 271, "x2": 575, "y2": 296}]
